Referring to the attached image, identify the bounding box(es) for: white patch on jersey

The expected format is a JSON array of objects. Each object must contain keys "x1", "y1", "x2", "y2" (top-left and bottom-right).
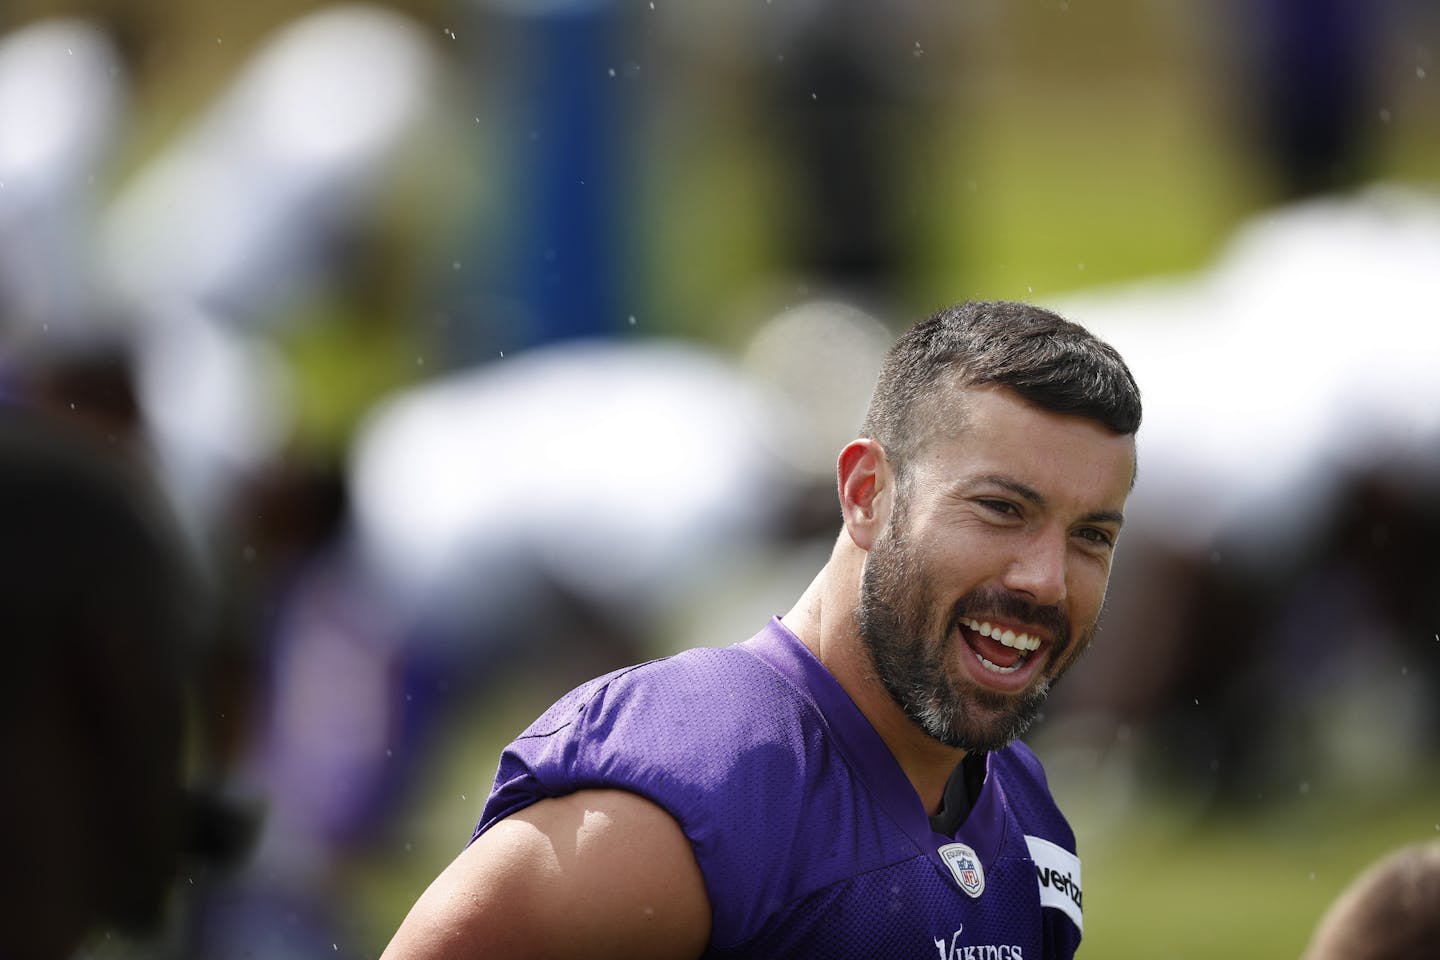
[
  {"x1": 933, "y1": 927, "x2": 963, "y2": 960},
  {"x1": 1025, "y1": 834, "x2": 1083, "y2": 933},
  {"x1": 937, "y1": 842, "x2": 985, "y2": 898}
]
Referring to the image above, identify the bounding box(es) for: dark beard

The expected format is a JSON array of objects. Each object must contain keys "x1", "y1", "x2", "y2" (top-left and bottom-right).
[{"x1": 856, "y1": 512, "x2": 1078, "y2": 752}]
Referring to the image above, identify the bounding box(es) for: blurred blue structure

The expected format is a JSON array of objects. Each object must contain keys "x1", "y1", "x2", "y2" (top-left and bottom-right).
[{"x1": 450, "y1": 0, "x2": 636, "y2": 356}]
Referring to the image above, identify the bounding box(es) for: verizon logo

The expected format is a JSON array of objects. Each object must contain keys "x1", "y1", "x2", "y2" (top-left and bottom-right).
[{"x1": 1036, "y1": 864, "x2": 1082, "y2": 910}]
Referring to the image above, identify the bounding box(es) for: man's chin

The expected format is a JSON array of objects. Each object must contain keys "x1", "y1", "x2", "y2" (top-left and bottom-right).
[{"x1": 924, "y1": 685, "x2": 1048, "y2": 752}]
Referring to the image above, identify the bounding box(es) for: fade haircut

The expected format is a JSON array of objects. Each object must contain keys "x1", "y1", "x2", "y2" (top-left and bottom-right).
[{"x1": 860, "y1": 300, "x2": 1142, "y2": 471}]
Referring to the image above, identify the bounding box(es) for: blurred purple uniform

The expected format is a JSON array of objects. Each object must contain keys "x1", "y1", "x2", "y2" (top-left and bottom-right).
[{"x1": 478, "y1": 619, "x2": 1083, "y2": 959}]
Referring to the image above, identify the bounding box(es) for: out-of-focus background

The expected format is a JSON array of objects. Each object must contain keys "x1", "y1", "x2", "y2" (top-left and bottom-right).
[{"x1": 1, "y1": 1, "x2": 1437, "y2": 957}]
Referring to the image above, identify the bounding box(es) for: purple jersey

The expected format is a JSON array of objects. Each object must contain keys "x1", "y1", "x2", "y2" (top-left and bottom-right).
[{"x1": 477, "y1": 619, "x2": 1084, "y2": 959}]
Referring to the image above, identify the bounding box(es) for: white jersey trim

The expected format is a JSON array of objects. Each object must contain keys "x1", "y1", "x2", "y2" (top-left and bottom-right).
[{"x1": 1025, "y1": 834, "x2": 1083, "y2": 933}]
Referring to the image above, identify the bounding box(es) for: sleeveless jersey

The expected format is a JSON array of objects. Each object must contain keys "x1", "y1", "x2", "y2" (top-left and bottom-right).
[{"x1": 477, "y1": 618, "x2": 1084, "y2": 959}]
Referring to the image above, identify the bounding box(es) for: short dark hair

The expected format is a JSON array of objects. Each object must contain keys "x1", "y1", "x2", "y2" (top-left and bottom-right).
[
  {"x1": 1304, "y1": 842, "x2": 1440, "y2": 960},
  {"x1": 861, "y1": 300, "x2": 1141, "y2": 466}
]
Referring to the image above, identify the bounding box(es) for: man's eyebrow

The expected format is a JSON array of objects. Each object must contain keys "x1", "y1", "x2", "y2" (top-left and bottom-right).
[
  {"x1": 971, "y1": 474, "x2": 1126, "y2": 528},
  {"x1": 1082, "y1": 509, "x2": 1126, "y2": 529},
  {"x1": 971, "y1": 474, "x2": 1046, "y2": 507}
]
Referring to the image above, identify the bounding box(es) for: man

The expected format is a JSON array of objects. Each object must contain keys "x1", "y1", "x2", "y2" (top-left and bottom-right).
[{"x1": 383, "y1": 300, "x2": 1141, "y2": 959}]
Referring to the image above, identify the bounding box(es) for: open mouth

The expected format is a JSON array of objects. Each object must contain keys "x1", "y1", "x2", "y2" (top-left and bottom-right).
[{"x1": 957, "y1": 617, "x2": 1043, "y2": 676}]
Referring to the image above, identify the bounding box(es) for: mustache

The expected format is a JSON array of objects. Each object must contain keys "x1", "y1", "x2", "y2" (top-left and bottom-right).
[{"x1": 953, "y1": 585, "x2": 1070, "y2": 649}]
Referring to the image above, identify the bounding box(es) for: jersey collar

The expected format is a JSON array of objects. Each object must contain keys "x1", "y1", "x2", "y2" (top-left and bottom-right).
[{"x1": 740, "y1": 618, "x2": 1011, "y2": 875}]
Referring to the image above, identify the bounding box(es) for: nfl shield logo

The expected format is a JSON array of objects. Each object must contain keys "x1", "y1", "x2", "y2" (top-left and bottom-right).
[{"x1": 938, "y1": 842, "x2": 986, "y2": 898}]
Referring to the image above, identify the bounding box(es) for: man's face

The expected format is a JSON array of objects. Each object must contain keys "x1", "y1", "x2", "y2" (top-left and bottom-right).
[{"x1": 857, "y1": 385, "x2": 1136, "y2": 752}]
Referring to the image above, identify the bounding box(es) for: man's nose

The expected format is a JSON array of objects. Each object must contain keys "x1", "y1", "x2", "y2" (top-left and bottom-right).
[{"x1": 1001, "y1": 527, "x2": 1068, "y2": 607}]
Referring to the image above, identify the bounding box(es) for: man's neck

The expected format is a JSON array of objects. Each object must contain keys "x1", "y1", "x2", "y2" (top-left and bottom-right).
[{"x1": 781, "y1": 548, "x2": 966, "y2": 817}]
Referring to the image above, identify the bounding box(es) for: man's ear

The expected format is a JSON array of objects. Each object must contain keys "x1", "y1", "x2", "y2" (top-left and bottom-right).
[{"x1": 837, "y1": 438, "x2": 891, "y2": 552}]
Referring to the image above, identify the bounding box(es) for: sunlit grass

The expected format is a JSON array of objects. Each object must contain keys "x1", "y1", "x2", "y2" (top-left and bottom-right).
[{"x1": 1073, "y1": 772, "x2": 1440, "y2": 959}]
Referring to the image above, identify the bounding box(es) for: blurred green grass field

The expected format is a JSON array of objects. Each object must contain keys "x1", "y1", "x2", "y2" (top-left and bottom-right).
[{"x1": 1074, "y1": 779, "x2": 1440, "y2": 958}]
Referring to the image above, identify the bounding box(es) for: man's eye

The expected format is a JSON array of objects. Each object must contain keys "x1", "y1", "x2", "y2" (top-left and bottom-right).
[
  {"x1": 1076, "y1": 528, "x2": 1114, "y2": 548},
  {"x1": 979, "y1": 499, "x2": 1019, "y2": 517}
]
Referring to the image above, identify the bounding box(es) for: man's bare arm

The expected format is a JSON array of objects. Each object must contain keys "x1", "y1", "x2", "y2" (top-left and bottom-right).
[{"x1": 381, "y1": 789, "x2": 712, "y2": 960}]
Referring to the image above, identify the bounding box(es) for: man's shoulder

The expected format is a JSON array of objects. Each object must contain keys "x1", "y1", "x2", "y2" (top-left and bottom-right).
[
  {"x1": 478, "y1": 634, "x2": 836, "y2": 880},
  {"x1": 990, "y1": 740, "x2": 1077, "y2": 851},
  {"x1": 991, "y1": 738, "x2": 1048, "y2": 786},
  {"x1": 489, "y1": 635, "x2": 828, "y2": 815},
  {"x1": 516, "y1": 641, "x2": 800, "y2": 742}
]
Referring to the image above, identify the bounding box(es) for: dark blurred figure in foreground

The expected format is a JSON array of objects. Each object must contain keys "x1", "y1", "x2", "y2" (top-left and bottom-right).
[
  {"x1": 1303, "y1": 842, "x2": 1440, "y2": 960},
  {"x1": 0, "y1": 410, "x2": 240, "y2": 958}
]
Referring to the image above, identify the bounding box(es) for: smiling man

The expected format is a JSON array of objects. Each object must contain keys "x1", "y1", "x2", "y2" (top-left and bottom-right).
[{"x1": 383, "y1": 300, "x2": 1141, "y2": 960}]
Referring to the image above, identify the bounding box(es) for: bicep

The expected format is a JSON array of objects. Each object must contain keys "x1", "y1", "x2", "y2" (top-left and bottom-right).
[{"x1": 381, "y1": 789, "x2": 712, "y2": 960}]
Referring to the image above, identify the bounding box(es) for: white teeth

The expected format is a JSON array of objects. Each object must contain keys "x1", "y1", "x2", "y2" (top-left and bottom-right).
[
  {"x1": 961, "y1": 618, "x2": 1041, "y2": 653},
  {"x1": 976, "y1": 653, "x2": 1022, "y2": 675}
]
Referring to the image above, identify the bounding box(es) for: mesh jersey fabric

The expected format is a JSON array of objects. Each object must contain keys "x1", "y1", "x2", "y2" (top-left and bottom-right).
[{"x1": 476, "y1": 618, "x2": 1082, "y2": 959}]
